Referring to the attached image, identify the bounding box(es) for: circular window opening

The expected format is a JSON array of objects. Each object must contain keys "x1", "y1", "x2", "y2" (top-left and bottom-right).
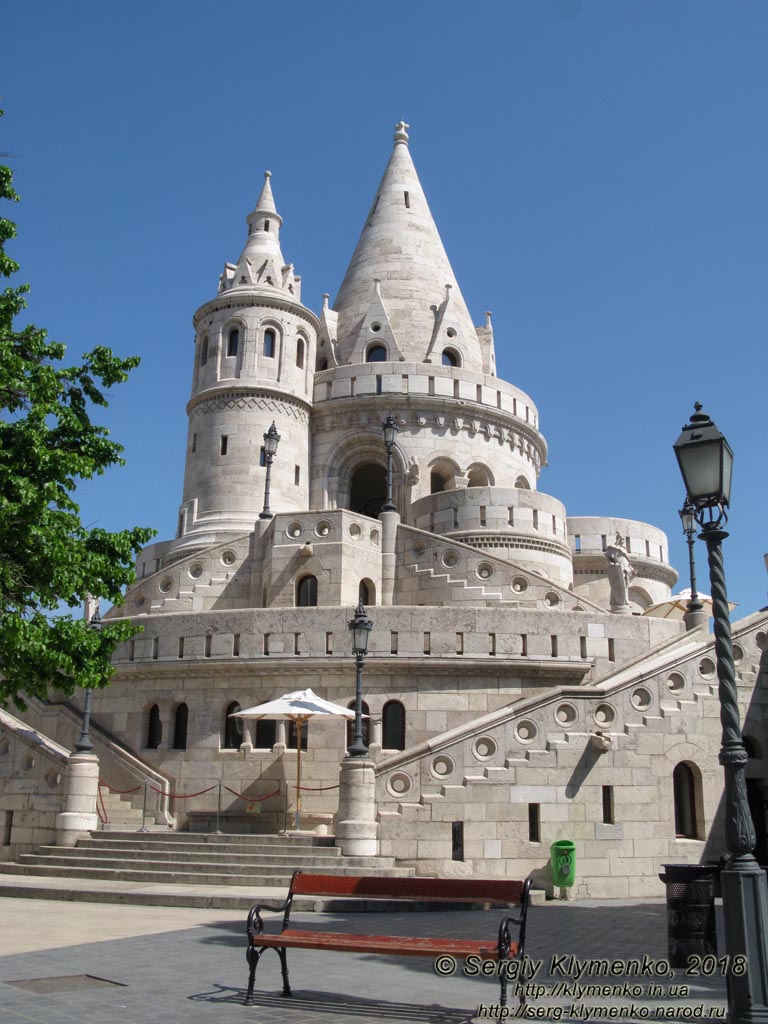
[
  {"x1": 221, "y1": 549, "x2": 238, "y2": 565},
  {"x1": 756, "y1": 632, "x2": 768, "y2": 652},
  {"x1": 555, "y1": 703, "x2": 577, "y2": 727},
  {"x1": 515, "y1": 720, "x2": 538, "y2": 744},
  {"x1": 135, "y1": 593, "x2": 145, "y2": 607},
  {"x1": 188, "y1": 563, "x2": 204, "y2": 580},
  {"x1": 387, "y1": 772, "x2": 412, "y2": 796},
  {"x1": 159, "y1": 576, "x2": 173, "y2": 594},
  {"x1": 512, "y1": 577, "x2": 529, "y2": 594},
  {"x1": 21, "y1": 752, "x2": 35, "y2": 771},
  {"x1": 45, "y1": 768, "x2": 62, "y2": 788},
  {"x1": 315, "y1": 520, "x2": 332, "y2": 538},
  {"x1": 442, "y1": 550, "x2": 459, "y2": 568},
  {"x1": 349, "y1": 523, "x2": 362, "y2": 539},
  {"x1": 472, "y1": 736, "x2": 497, "y2": 761},
  {"x1": 286, "y1": 522, "x2": 303, "y2": 540},
  {"x1": 733, "y1": 643, "x2": 745, "y2": 666},
  {"x1": 698, "y1": 657, "x2": 716, "y2": 679},
  {"x1": 412, "y1": 541, "x2": 426, "y2": 557},
  {"x1": 544, "y1": 591, "x2": 560, "y2": 608},
  {"x1": 476, "y1": 562, "x2": 494, "y2": 581},
  {"x1": 370, "y1": 529, "x2": 380, "y2": 546},
  {"x1": 630, "y1": 687, "x2": 653, "y2": 711},
  {"x1": 370, "y1": 322, "x2": 381, "y2": 333},
  {"x1": 0, "y1": 737, "x2": 10, "y2": 757},
  {"x1": 430, "y1": 755, "x2": 455, "y2": 778},
  {"x1": 593, "y1": 703, "x2": 616, "y2": 727},
  {"x1": 666, "y1": 672, "x2": 686, "y2": 694},
  {"x1": 446, "y1": 327, "x2": 457, "y2": 338}
]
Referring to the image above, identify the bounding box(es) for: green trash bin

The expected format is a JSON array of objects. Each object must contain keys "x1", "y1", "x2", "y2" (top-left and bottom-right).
[{"x1": 551, "y1": 839, "x2": 576, "y2": 888}]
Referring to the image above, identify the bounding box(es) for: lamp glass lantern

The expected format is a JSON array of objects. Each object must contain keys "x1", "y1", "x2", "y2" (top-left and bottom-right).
[
  {"x1": 678, "y1": 502, "x2": 696, "y2": 536},
  {"x1": 673, "y1": 403, "x2": 733, "y2": 512},
  {"x1": 349, "y1": 601, "x2": 374, "y2": 656},
  {"x1": 264, "y1": 421, "x2": 281, "y2": 458},
  {"x1": 382, "y1": 413, "x2": 399, "y2": 448}
]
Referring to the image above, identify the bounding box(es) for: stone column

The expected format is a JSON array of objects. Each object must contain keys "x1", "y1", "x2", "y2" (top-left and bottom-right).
[
  {"x1": 379, "y1": 510, "x2": 400, "y2": 607},
  {"x1": 335, "y1": 756, "x2": 378, "y2": 856},
  {"x1": 55, "y1": 752, "x2": 100, "y2": 847}
]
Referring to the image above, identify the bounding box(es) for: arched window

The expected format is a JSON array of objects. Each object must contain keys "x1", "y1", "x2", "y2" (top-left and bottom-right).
[
  {"x1": 296, "y1": 574, "x2": 318, "y2": 607},
  {"x1": 382, "y1": 700, "x2": 406, "y2": 750},
  {"x1": 199, "y1": 336, "x2": 209, "y2": 367},
  {"x1": 146, "y1": 704, "x2": 162, "y2": 749},
  {"x1": 296, "y1": 338, "x2": 305, "y2": 369},
  {"x1": 227, "y1": 328, "x2": 239, "y2": 357},
  {"x1": 673, "y1": 762, "x2": 701, "y2": 839},
  {"x1": 224, "y1": 701, "x2": 243, "y2": 749},
  {"x1": 430, "y1": 472, "x2": 446, "y2": 494},
  {"x1": 255, "y1": 719, "x2": 276, "y2": 749},
  {"x1": 359, "y1": 579, "x2": 375, "y2": 606},
  {"x1": 442, "y1": 348, "x2": 460, "y2": 367},
  {"x1": 264, "y1": 328, "x2": 276, "y2": 358},
  {"x1": 349, "y1": 463, "x2": 387, "y2": 517},
  {"x1": 366, "y1": 344, "x2": 387, "y2": 362},
  {"x1": 173, "y1": 703, "x2": 188, "y2": 750},
  {"x1": 514, "y1": 476, "x2": 531, "y2": 490},
  {"x1": 288, "y1": 720, "x2": 308, "y2": 750},
  {"x1": 467, "y1": 465, "x2": 492, "y2": 488},
  {"x1": 346, "y1": 700, "x2": 370, "y2": 750}
]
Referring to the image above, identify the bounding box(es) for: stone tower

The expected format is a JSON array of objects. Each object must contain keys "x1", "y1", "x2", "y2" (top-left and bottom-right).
[{"x1": 174, "y1": 172, "x2": 318, "y2": 555}]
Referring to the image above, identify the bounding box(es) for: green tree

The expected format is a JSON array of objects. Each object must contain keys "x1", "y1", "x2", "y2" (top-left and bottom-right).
[{"x1": 0, "y1": 145, "x2": 155, "y2": 707}]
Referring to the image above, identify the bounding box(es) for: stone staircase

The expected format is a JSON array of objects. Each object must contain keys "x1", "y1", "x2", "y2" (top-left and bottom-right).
[{"x1": 0, "y1": 830, "x2": 415, "y2": 893}]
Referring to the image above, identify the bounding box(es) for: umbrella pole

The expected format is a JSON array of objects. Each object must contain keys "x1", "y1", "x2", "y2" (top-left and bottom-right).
[{"x1": 295, "y1": 718, "x2": 303, "y2": 831}]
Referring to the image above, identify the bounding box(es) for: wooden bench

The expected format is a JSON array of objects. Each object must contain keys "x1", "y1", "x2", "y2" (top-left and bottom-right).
[{"x1": 245, "y1": 870, "x2": 532, "y2": 1008}]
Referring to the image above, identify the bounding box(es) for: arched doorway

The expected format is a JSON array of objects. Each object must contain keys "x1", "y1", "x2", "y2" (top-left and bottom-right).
[{"x1": 349, "y1": 463, "x2": 387, "y2": 517}]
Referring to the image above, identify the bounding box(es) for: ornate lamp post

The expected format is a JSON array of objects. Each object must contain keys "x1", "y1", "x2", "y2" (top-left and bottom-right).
[
  {"x1": 679, "y1": 499, "x2": 706, "y2": 627},
  {"x1": 348, "y1": 600, "x2": 374, "y2": 757},
  {"x1": 674, "y1": 402, "x2": 768, "y2": 1024},
  {"x1": 74, "y1": 607, "x2": 102, "y2": 754},
  {"x1": 259, "y1": 421, "x2": 281, "y2": 520},
  {"x1": 381, "y1": 412, "x2": 399, "y2": 513}
]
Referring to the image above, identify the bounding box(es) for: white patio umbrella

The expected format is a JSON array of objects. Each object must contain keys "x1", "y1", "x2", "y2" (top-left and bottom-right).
[
  {"x1": 643, "y1": 588, "x2": 736, "y2": 621},
  {"x1": 230, "y1": 688, "x2": 358, "y2": 830}
]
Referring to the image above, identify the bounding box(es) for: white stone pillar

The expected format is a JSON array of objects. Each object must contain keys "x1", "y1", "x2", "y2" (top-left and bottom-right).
[
  {"x1": 335, "y1": 756, "x2": 378, "y2": 856},
  {"x1": 55, "y1": 752, "x2": 100, "y2": 847},
  {"x1": 379, "y1": 510, "x2": 400, "y2": 607}
]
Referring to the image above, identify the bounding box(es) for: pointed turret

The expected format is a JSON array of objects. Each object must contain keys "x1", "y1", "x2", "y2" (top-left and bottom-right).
[
  {"x1": 332, "y1": 122, "x2": 483, "y2": 370},
  {"x1": 220, "y1": 171, "x2": 300, "y2": 298}
]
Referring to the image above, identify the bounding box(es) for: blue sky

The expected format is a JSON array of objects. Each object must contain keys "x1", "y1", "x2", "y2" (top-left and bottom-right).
[{"x1": 3, "y1": 0, "x2": 766, "y2": 614}]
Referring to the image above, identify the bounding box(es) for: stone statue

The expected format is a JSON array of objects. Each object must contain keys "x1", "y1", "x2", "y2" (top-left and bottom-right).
[
  {"x1": 406, "y1": 457, "x2": 420, "y2": 484},
  {"x1": 605, "y1": 532, "x2": 635, "y2": 613}
]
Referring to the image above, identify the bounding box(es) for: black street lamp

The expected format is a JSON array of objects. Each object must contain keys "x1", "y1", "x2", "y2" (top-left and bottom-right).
[
  {"x1": 679, "y1": 499, "x2": 706, "y2": 626},
  {"x1": 259, "y1": 421, "x2": 281, "y2": 520},
  {"x1": 74, "y1": 606, "x2": 102, "y2": 754},
  {"x1": 348, "y1": 600, "x2": 374, "y2": 757},
  {"x1": 381, "y1": 412, "x2": 399, "y2": 513},
  {"x1": 674, "y1": 402, "x2": 768, "y2": 1024}
]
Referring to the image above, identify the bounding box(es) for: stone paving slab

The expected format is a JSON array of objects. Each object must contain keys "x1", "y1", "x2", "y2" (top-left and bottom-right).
[{"x1": 0, "y1": 895, "x2": 727, "y2": 1024}]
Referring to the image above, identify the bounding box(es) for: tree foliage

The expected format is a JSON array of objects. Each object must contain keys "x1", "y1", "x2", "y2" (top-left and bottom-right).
[{"x1": 0, "y1": 136, "x2": 155, "y2": 706}]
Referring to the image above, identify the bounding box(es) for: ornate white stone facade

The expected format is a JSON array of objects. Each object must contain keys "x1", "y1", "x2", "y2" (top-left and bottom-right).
[{"x1": 3, "y1": 124, "x2": 767, "y2": 897}]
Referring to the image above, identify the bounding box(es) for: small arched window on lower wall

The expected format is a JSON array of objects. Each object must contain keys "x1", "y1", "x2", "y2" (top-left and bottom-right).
[
  {"x1": 224, "y1": 702, "x2": 243, "y2": 750},
  {"x1": 296, "y1": 574, "x2": 318, "y2": 607},
  {"x1": 382, "y1": 700, "x2": 406, "y2": 750},
  {"x1": 346, "y1": 700, "x2": 370, "y2": 750},
  {"x1": 146, "y1": 704, "x2": 162, "y2": 749},
  {"x1": 673, "y1": 761, "x2": 703, "y2": 839},
  {"x1": 359, "y1": 579, "x2": 375, "y2": 606},
  {"x1": 173, "y1": 703, "x2": 188, "y2": 750}
]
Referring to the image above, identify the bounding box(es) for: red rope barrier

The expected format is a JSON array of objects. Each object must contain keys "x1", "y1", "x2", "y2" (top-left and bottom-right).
[
  {"x1": 223, "y1": 784, "x2": 282, "y2": 802},
  {"x1": 147, "y1": 783, "x2": 217, "y2": 799},
  {"x1": 296, "y1": 783, "x2": 340, "y2": 792},
  {"x1": 97, "y1": 785, "x2": 109, "y2": 825},
  {"x1": 98, "y1": 780, "x2": 142, "y2": 795}
]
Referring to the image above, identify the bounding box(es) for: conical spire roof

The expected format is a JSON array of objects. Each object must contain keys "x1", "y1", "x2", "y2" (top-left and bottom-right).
[{"x1": 332, "y1": 123, "x2": 482, "y2": 370}]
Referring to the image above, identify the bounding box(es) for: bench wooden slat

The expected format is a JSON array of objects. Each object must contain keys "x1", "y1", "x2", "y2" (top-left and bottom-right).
[
  {"x1": 290, "y1": 873, "x2": 524, "y2": 904},
  {"x1": 252, "y1": 928, "x2": 518, "y2": 959}
]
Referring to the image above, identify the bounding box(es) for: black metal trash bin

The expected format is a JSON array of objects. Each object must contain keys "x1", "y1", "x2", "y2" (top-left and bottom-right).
[{"x1": 659, "y1": 864, "x2": 718, "y2": 968}]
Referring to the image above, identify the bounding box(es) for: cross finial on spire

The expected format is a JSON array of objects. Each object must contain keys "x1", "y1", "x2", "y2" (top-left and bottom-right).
[{"x1": 394, "y1": 120, "x2": 410, "y2": 145}]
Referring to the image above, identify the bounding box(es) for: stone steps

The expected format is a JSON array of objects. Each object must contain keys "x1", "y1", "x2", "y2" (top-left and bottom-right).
[{"x1": 0, "y1": 830, "x2": 415, "y2": 901}]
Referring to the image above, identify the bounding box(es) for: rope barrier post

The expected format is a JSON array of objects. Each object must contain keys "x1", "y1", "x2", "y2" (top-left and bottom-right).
[
  {"x1": 212, "y1": 780, "x2": 223, "y2": 835},
  {"x1": 137, "y1": 779, "x2": 149, "y2": 833}
]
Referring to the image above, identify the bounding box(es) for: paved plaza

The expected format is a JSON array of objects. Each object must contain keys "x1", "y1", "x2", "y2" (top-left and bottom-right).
[{"x1": 0, "y1": 894, "x2": 727, "y2": 1024}]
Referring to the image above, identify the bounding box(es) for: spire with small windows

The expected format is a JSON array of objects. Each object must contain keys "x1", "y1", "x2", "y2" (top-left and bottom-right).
[
  {"x1": 220, "y1": 171, "x2": 299, "y2": 296},
  {"x1": 332, "y1": 122, "x2": 482, "y2": 369}
]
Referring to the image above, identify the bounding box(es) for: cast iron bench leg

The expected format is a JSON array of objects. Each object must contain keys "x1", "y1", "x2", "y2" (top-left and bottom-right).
[
  {"x1": 245, "y1": 946, "x2": 263, "y2": 1006},
  {"x1": 277, "y1": 947, "x2": 292, "y2": 996},
  {"x1": 500, "y1": 968, "x2": 507, "y2": 1009}
]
